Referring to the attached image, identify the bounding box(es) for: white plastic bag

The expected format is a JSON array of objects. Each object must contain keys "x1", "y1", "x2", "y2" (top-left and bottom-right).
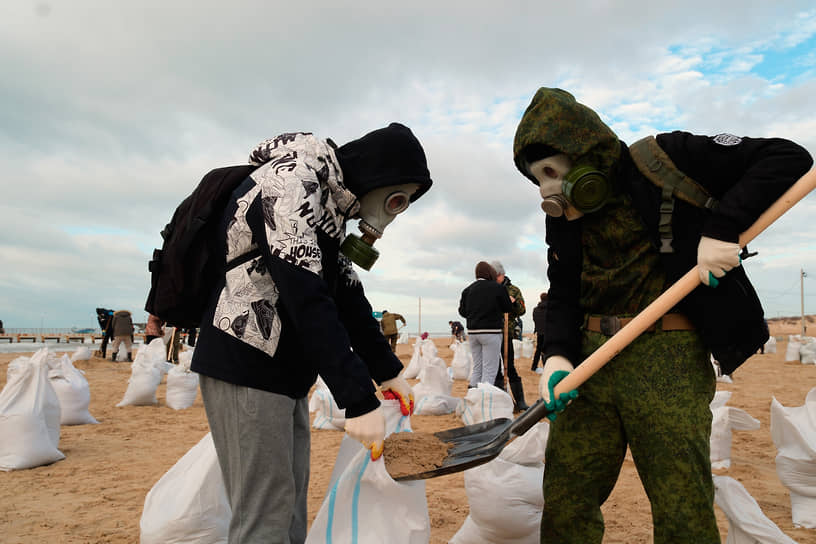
[
  {"x1": 710, "y1": 405, "x2": 760, "y2": 470},
  {"x1": 412, "y1": 357, "x2": 459, "y2": 415},
  {"x1": 140, "y1": 433, "x2": 230, "y2": 544},
  {"x1": 48, "y1": 354, "x2": 98, "y2": 425},
  {"x1": 785, "y1": 338, "x2": 801, "y2": 362},
  {"x1": 713, "y1": 475, "x2": 798, "y2": 544},
  {"x1": 456, "y1": 383, "x2": 514, "y2": 426},
  {"x1": 770, "y1": 388, "x2": 816, "y2": 528},
  {"x1": 764, "y1": 336, "x2": 777, "y2": 354},
  {"x1": 116, "y1": 344, "x2": 164, "y2": 407},
  {"x1": 307, "y1": 399, "x2": 429, "y2": 544},
  {"x1": 801, "y1": 342, "x2": 816, "y2": 365},
  {"x1": 0, "y1": 348, "x2": 65, "y2": 471},
  {"x1": 521, "y1": 338, "x2": 534, "y2": 359},
  {"x1": 308, "y1": 377, "x2": 346, "y2": 431}
]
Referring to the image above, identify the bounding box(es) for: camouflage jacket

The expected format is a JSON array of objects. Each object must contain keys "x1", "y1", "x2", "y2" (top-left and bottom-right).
[{"x1": 503, "y1": 277, "x2": 526, "y2": 319}]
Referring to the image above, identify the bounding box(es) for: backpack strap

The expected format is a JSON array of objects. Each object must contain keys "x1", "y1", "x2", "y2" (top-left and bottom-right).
[{"x1": 629, "y1": 136, "x2": 719, "y2": 253}]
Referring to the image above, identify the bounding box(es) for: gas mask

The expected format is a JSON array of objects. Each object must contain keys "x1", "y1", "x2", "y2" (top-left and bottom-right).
[
  {"x1": 526, "y1": 153, "x2": 610, "y2": 220},
  {"x1": 340, "y1": 183, "x2": 420, "y2": 270}
]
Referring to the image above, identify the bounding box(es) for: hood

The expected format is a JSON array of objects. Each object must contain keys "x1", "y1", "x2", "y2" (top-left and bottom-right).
[
  {"x1": 114, "y1": 310, "x2": 131, "y2": 317},
  {"x1": 334, "y1": 123, "x2": 432, "y2": 202},
  {"x1": 513, "y1": 88, "x2": 620, "y2": 182}
]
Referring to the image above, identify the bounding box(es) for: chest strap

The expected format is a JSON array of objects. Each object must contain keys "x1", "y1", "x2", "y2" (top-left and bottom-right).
[
  {"x1": 629, "y1": 136, "x2": 719, "y2": 253},
  {"x1": 586, "y1": 313, "x2": 695, "y2": 336}
]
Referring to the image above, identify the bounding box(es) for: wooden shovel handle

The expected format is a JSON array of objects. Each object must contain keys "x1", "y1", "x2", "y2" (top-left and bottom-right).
[{"x1": 553, "y1": 167, "x2": 816, "y2": 398}]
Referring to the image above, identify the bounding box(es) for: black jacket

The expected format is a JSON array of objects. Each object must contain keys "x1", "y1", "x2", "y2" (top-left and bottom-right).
[
  {"x1": 533, "y1": 300, "x2": 547, "y2": 335},
  {"x1": 544, "y1": 131, "x2": 812, "y2": 374},
  {"x1": 458, "y1": 279, "x2": 513, "y2": 332}
]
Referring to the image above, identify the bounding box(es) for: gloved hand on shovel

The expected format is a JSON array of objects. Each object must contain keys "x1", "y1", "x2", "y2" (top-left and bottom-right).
[
  {"x1": 381, "y1": 375, "x2": 415, "y2": 415},
  {"x1": 345, "y1": 406, "x2": 386, "y2": 461},
  {"x1": 697, "y1": 235, "x2": 741, "y2": 288},
  {"x1": 539, "y1": 355, "x2": 579, "y2": 421}
]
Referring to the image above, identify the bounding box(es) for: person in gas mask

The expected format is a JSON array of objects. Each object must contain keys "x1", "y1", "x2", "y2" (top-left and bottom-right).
[
  {"x1": 190, "y1": 123, "x2": 431, "y2": 543},
  {"x1": 513, "y1": 88, "x2": 812, "y2": 543}
]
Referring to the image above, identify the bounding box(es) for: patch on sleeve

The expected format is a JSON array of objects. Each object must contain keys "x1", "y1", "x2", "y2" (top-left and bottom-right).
[{"x1": 712, "y1": 133, "x2": 742, "y2": 146}]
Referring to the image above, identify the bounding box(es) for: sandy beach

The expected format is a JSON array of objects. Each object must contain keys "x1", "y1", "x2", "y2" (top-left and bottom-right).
[{"x1": 1, "y1": 325, "x2": 815, "y2": 543}]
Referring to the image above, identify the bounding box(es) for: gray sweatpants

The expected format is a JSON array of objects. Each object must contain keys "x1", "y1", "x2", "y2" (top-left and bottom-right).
[
  {"x1": 468, "y1": 332, "x2": 502, "y2": 387},
  {"x1": 200, "y1": 375, "x2": 310, "y2": 544}
]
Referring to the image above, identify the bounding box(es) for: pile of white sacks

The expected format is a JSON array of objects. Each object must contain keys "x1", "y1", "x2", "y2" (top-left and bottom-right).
[{"x1": 116, "y1": 339, "x2": 199, "y2": 410}]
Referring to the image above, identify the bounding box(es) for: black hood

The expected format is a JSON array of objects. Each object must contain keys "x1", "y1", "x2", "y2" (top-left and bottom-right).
[{"x1": 335, "y1": 123, "x2": 433, "y2": 202}]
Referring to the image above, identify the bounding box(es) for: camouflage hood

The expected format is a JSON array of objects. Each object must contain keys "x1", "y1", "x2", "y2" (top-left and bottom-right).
[{"x1": 513, "y1": 88, "x2": 621, "y2": 182}]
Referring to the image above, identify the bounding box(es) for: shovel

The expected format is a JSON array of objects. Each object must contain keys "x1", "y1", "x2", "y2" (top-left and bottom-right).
[{"x1": 392, "y1": 166, "x2": 816, "y2": 482}]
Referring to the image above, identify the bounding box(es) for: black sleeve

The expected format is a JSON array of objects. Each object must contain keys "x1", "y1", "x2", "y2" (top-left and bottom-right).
[
  {"x1": 458, "y1": 286, "x2": 469, "y2": 318},
  {"x1": 497, "y1": 284, "x2": 514, "y2": 313},
  {"x1": 246, "y1": 197, "x2": 380, "y2": 418},
  {"x1": 657, "y1": 132, "x2": 813, "y2": 242},
  {"x1": 543, "y1": 215, "x2": 585, "y2": 363},
  {"x1": 334, "y1": 270, "x2": 404, "y2": 384}
]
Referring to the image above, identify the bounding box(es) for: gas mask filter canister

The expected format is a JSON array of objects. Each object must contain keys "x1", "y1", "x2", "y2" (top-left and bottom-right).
[
  {"x1": 340, "y1": 183, "x2": 420, "y2": 270},
  {"x1": 527, "y1": 154, "x2": 610, "y2": 219}
]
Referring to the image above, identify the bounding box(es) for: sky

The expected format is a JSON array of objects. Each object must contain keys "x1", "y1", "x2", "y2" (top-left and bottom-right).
[{"x1": 1, "y1": 0, "x2": 816, "y2": 335}]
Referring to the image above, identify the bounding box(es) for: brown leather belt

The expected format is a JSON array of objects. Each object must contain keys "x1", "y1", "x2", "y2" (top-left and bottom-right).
[{"x1": 586, "y1": 313, "x2": 695, "y2": 336}]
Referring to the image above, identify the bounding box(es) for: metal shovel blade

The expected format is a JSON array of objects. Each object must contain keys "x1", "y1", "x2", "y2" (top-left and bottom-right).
[{"x1": 393, "y1": 398, "x2": 551, "y2": 481}]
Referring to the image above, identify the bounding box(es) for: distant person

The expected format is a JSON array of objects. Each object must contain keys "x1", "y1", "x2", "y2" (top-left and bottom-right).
[
  {"x1": 167, "y1": 326, "x2": 182, "y2": 363},
  {"x1": 530, "y1": 292, "x2": 548, "y2": 371},
  {"x1": 0, "y1": 319, "x2": 4, "y2": 335},
  {"x1": 490, "y1": 260, "x2": 529, "y2": 412},
  {"x1": 144, "y1": 314, "x2": 165, "y2": 345},
  {"x1": 185, "y1": 327, "x2": 197, "y2": 347},
  {"x1": 95, "y1": 308, "x2": 114, "y2": 358},
  {"x1": 109, "y1": 309, "x2": 134, "y2": 362},
  {"x1": 458, "y1": 261, "x2": 513, "y2": 387},
  {"x1": 449, "y1": 320, "x2": 465, "y2": 342},
  {"x1": 380, "y1": 310, "x2": 406, "y2": 352}
]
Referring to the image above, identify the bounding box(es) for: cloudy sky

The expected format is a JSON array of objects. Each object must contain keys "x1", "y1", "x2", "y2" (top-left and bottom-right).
[{"x1": 1, "y1": 1, "x2": 815, "y2": 335}]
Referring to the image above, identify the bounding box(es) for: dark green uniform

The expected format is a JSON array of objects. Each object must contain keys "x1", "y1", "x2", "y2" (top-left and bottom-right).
[{"x1": 540, "y1": 195, "x2": 717, "y2": 543}]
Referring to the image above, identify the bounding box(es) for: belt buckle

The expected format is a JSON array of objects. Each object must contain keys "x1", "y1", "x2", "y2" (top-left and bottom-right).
[{"x1": 600, "y1": 316, "x2": 621, "y2": 336}]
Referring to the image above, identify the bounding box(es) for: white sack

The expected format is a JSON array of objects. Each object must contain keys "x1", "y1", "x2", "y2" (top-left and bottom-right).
[
  {"x1": 307, "y1": 399, "x2": 429, "y2": 544},
  {"x1": 412, "y1": 358, "x2": 460, "y2": 415},
  {"x1": 165, "y1": 361, "x2": 199, "y2": 411},
  {"x1": 764, "y1": 336, "x2": 777, "y2": 354},
  {"x1": 785, "y1": 339, "x2": 801, "y2": 362},
  {"x1": 801, "y1": 342, "x2": 816, "y2": 365},
  {"x1": 308, "y1": 377, "x2": 346, "y2": 431},
  {"x1": 710, "y1": 405, "x2": 760, "y2": 470},
  {"x1": 116, "y1": 354, "x2": 163, "y2": 407},
  {"x1": 419, "y1": 338, "x2": 438, "y2": 361},
  {"x1": 450, "y1": 422, "x2": 549, "y2": 544},
  {"x1": 456, "y1": 383, "x2": 514, "y2": 425},
  {"x1": 450, "y1": 341, "x2": 473, "y2": 381},
  {"x1": 70, "y1": 346, "x2": 92, "y2": 362},
  {"x1": 140, "y1": 432, "x2": 230, "y2": 544},
  {"x1": 521, "y1": 338, "x2": 534, "y2": 359},
  {"x1": 402, "y1": 340, "x2": 424, "y2": 379},
  {"x1": 770, "y1": 389, "x2": 816, "y2": 528},
  {"x1": 713, "y1": 475, "x2": 798, "y2": 544},
  {"x1": 48, "y1": 354, "x2": 98, "y2": 425},
  {"x1": 0, "y1": 348, "x2": 65, "y2": 471},
  {"x1": 512, "y1": 339, "x2": 522, "y2": 358}
]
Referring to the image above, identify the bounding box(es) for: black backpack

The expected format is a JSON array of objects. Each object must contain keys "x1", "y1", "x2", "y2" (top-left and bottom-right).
[{"x1": 144, "y1": 164, "x2": 257, "y2": 328}]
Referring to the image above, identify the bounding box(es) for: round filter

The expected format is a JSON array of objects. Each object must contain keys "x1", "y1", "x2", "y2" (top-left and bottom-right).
[
  {"x1": 340, "y1": 234, "x2": 380, "y2": 270},
  {"x1": 564, "y1": 166, "x2": 610, "y2": 213}
]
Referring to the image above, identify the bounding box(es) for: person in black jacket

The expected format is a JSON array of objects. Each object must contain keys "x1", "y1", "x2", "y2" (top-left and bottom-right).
[
  {"x1": 458, "y1": 261, "x2": 514, "y2": 387},
  {"x1": 530, "y1": 291, "x2": 547, "y2": 371},
  {"x1": 190, "y1": 125, "x2": 432, "y2": 543},
  {"x1": 513, "y1": 88, "x2": 812, "y2": 543}
]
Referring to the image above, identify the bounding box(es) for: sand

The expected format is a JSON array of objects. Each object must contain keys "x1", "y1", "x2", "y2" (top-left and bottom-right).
[{"x1": 1, "y1": 329, "x2": 815, "y2": 543}]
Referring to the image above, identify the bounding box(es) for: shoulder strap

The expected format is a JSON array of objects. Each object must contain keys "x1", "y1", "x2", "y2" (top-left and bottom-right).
[{"x1": 629, "y1": 136, "x2": 719, "y2": 253}]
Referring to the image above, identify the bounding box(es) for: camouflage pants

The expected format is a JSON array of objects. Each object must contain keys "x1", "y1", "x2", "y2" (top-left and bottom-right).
[{"x1": 541, "y1": 329, "x2": 718, "y2": 544}]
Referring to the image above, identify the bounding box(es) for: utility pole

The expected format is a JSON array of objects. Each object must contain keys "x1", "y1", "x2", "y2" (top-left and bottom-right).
[
  {"x1": 418, "y1": 296, "x2": 422, "y2": 337},
  {"x1": 802, "y1": 268, "x2": 807, "y2": 337}
]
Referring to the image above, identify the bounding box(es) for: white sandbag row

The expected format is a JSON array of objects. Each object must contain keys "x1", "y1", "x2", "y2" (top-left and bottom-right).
[
  {"x1": 710, "y1": 391, "x2": 760, "y2": 470},
  {"x1": 771, "y1": 387, "x2": 816, "y2": 528},
  {"x1": 49, "y1": 353, "x2": 99, "y2": 425},
  {"x1": 785, "y1": 335, "x2": 816, "y2": 364},
  {"x1": 0, "y1": 349, "x2": 65, "y2": 470},
  {"x1": 402, "y1": 337, "x2": 438, "y2": 379}
]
